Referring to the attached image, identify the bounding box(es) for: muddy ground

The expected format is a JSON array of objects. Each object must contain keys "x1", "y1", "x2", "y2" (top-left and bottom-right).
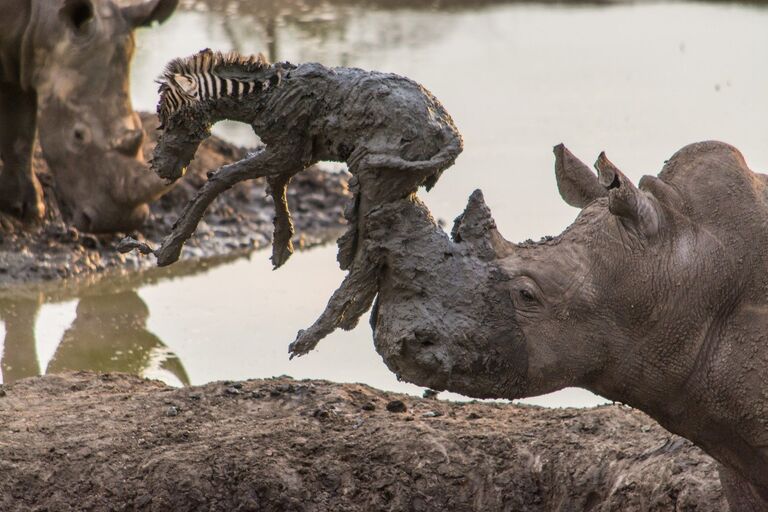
[
  {"x1": 0, "y1": 113, "x2": 350, "y2": 288},
  {"x1": 0, "y1": 372, "x2": 724, "y2": 511}
]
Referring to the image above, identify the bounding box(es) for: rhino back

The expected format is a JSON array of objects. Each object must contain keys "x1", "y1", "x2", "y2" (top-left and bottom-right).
[{"x1": 659, "y1": 141, "x2": 767, "y2": 229}]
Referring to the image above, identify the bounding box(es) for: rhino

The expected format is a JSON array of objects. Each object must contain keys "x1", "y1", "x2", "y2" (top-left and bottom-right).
[
  {"x1": 0, "y1": 0, "x2": 177, "y2": 231},
  {"x1": 285, "y1": 141, "x2": 767, "y2": 510}
]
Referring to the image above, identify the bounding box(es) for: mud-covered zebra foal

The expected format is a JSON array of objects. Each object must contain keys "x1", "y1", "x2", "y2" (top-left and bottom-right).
[{"x1": 143, "y1": 48, "x2": 463, "y2": 270}]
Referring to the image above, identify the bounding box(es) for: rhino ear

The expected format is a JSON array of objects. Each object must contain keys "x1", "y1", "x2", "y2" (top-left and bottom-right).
[
  {"x1": 594, "y1": 152, "x2": 659, "y2": 237},
  {"x1": 60, "y1": 0, "x2": 95, "y2": 35},
  {"x1": 553, "y1": 144, "x2": 607, "y2": 208},
  {"x1": 121, "y1": 0, "x2": 178, "y2": 27}
]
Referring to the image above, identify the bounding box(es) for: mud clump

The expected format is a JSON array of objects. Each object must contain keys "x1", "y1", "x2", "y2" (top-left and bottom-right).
[
  {"x1": 0, "y1": 372, "x2": 725, "y2": 511},
  {"x1": 0, "y1": 112, "x2": 349, "y2": 287}
]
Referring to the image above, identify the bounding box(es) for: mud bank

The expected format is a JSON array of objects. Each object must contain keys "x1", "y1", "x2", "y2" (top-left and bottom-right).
[
  {"x1": 0, "y1": 372, "x2": 724, "y2": 511},
  {"x1": 0, "y1": 113, "x2": 349, "y2": 288}
]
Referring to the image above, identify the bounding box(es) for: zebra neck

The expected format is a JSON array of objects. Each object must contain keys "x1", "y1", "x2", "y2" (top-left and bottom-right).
[{"x1": 195, "y1": 71, "x2": 266, "y2": 102}]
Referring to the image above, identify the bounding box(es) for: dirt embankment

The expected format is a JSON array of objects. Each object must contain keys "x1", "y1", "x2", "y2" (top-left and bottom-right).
[
  {"x1": 0, "y1": 113, "x2": 350, "y2": 288},
  {"x1": 0, "y1": 372, "x2": 724, "y2": 511}
]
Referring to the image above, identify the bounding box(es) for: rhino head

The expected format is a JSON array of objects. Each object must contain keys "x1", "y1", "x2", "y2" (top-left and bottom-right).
[
  {"x1": 367, "y1": 142, "x2": 768, "y2": 503},
  {"x1": 25, "y1": 0, "x2": 177, "y2": 232}
]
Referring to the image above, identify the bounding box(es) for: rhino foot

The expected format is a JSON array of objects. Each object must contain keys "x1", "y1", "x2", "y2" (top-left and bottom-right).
[{"x1": 0, "y1": 170, "x2": 45, "y2": 221}]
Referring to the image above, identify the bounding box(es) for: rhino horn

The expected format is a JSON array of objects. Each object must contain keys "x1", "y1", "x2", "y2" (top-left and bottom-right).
[
  {"x1": 553, "y1": 144, "x2": 607, "y2": 208},
  {"x1": 595, "y1": 152, "x2": 660, "y2": 237},
  {"x1": 121, "y1": 0, "x2": 178, "y2": 28}
]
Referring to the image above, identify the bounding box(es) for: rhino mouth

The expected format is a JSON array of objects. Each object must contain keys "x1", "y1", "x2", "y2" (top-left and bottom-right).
[{"x1": 375, "y1": 327, "x2": 463, "y2": 393}]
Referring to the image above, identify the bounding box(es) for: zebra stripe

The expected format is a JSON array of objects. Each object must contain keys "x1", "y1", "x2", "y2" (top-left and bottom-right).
[{"x1": 204, "y1": 73, "x2": 214, "y2": 99}]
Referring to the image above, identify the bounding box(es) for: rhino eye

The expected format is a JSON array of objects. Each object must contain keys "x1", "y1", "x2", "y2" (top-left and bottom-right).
[{"x1": 511, "y1": 278, "x2": 543, "y2": 310}]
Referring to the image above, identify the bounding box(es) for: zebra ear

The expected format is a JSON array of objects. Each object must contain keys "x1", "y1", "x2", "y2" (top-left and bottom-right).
[{"x1": 173, "y1": 74, "x2": 196, "y2": 94}]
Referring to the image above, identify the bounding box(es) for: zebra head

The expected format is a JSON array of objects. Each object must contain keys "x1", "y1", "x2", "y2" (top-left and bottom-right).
[{"x1": 156, "y1": 48, "x2": 271, "y2": 129}]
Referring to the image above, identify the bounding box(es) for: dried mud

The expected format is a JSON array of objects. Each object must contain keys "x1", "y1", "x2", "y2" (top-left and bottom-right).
[
  {"x1": 0, "y1": 113, "x2": 349, "y2": 288},
  {"x1": 0, "y1": 372, "x2": 724, "y2": 511}
]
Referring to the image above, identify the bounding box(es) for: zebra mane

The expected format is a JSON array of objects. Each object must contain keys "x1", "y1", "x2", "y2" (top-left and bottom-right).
[
  {"x1": 156, "y1": 49, "x2": 270, "y2": 127},
  {"x1": 161, "y1": 48, "x2": 269, "y2": 77}
]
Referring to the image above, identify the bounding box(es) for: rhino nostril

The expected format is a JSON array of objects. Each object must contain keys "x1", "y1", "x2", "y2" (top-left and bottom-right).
[
  {"x1": 414, "y1": 329, "x2": 437, "y2": 347},
  {"x1": 113, "y1": 129, "x2": 144, "y2": 156}
]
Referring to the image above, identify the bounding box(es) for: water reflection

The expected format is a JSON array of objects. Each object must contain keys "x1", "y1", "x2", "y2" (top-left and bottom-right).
[
  {"x1": 46, "y1": 292, "x2": 189, "y2": 385},
  {"x1": 0, "y1": 297, "x2": 42, "y2": 383},
  {"x1": 0, "y1": 291, "x2": 188, "y2": 386}
]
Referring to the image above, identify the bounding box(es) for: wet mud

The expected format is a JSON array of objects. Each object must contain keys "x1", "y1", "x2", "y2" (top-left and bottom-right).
[
  {"x1": 0, "y1": 112, "x2": 349, "y2": 288},
  {"x1": 0, "y1": 372, "x2": 725, "y2": 511}
]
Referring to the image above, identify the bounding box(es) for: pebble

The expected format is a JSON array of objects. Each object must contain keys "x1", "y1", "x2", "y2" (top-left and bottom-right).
[
  {"x1": 467, "y1": 412, "x2": 482, "y2": 420},
  {"x1": 386, "y1": 400, "x2": 407, "y2": 413},
  {"x1": 80, "y1": 234, "x2": 99, "y2": 249},
  {"x1": 276, "y1": 383, "x2": 295, "y2": 393},
  {"x1": 224, "y1": 386, "x2": 241, "y2": 396},
  {"x1": 0, "y1": 388, "x2": 6, "y2": 398},
  {"x1": 422, "y1": 411, "x2": 442, "y2": 418},
  {"x1": 166, "y1": 406, "x2": 178, "y2": 417},
  {"x1": 422, "y1": 389, "x2": 439, "y2": 400},
  {"x1": 361, "y1": 402, "x2": 376, "y2": 411}
]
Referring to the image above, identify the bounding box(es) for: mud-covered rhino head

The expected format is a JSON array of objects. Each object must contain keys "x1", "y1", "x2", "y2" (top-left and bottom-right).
[
  {"x1": 2, "y1": 0, "x2": 177, "y2": 231},
  {"x1": 366, "y1": 141, "x2": 768, "y2": 507}
]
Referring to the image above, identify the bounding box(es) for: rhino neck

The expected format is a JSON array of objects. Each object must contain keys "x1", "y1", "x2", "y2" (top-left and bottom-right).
[{"x1": 590, "y1": 303, "x2": 768, "y2": 495}]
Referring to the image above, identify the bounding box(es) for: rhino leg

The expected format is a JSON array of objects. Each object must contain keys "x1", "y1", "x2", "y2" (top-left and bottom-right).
[{"x1": 0, "y1": 83, "x2": 44, "y2": 221}]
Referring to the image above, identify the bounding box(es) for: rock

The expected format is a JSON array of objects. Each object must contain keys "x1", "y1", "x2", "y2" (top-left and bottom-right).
[
  {"x1": 386, "y1": 400, "x2": 407, "y2": 413},
  {"x1": 422, "y1": 389, "x2": 439, "y2": 400},
  {"x1": 276, "y1": 383, "x2": 295, "y2": 393},
  {"x1": 165, "y1": 406, "x2": 178, "y2": 417},
  {"x1": 422, "y1": 411, "x2": 442, "y2": 418},
  {"x1": 0, "y1": 373, "x2": 726, "y2": 511},
  {"x1": 361, "y1": 402, "x2": 376, "y2": 411},
  {"x1": 224, "y1": 386, "x2": 241, "y2": 396}
]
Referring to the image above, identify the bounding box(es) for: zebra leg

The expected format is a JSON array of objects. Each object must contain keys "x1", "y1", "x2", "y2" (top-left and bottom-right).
[
  {"x1": 267, "y1": 173, "x2": 295, "y2": 269},
  {"x1": 155, "y1": 148, "x2": 297, "y2": 266}
]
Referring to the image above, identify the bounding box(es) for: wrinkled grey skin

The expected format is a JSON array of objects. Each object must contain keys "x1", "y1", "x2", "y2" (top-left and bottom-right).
[
  {"x1": 354, "y1": 141, "x2": 767, "y2": 511},
  {"x1": 0, "y1": 0, "x2": 176, "y2": 231}
]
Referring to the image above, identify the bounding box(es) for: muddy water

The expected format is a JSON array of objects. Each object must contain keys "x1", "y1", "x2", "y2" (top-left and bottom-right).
[{"x1": 2, "y1": 1, "x2": 767, "y2": 407}]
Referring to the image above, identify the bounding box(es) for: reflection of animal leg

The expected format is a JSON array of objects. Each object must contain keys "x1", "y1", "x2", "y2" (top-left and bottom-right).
[
  {"x1": 267, "y1": 173, "x2": 295, "y2": 268},
  {"x1": 155, "y1": 149, "x2": 300, "y2": 266},
  {"x1": 0, "y1": 297, "x2": 42, "y2": 384},
  {"x1": 0, "y1": 84, "x2": 44, "y2": 220}
]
